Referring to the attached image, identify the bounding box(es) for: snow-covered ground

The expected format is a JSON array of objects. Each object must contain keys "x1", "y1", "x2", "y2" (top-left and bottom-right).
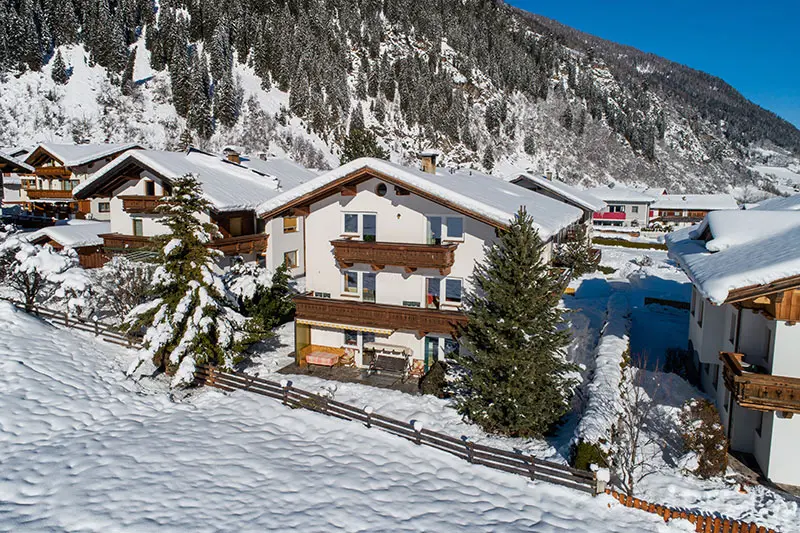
[{"x1": 1, "y1": 302, "x2": 684, "y2": 532}]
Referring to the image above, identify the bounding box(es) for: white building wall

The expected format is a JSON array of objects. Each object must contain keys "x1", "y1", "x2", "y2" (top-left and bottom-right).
[{"x1": 265, "y1": 216, "x2": 305, "y2": 277}]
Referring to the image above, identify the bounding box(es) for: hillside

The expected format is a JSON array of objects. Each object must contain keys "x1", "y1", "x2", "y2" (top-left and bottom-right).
[{"x1": 1, "y1": 0, "x2": 798, "y2": 193}]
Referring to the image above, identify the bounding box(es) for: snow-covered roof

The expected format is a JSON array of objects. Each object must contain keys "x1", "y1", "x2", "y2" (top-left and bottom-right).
[
  {"x1": 640, "y1": 187, "x2": 667, "y2": 197},
  {"x1": 26, "y1": 220, "x2": 110, "y2": 248},
  {"x1": 236, "y1": 156, "x2": 320, "y2": 191},
  {"x1": 666, "y1": 210, "x2": 800, "y2": 304},
  {"x1": 589, "y1": 185, "x2": 656, "y2": 204},
  {"x1": 75, "y1": 149, "x2": 286, "y2": 212},
  {"x1": 651, "y1": 194, "x2": 739, "y2": 211},
  {"x1": 751, "y1": 194, "x2": 800, "y2": 211},
  {"x1": 509, "y1": 173, "x2": 606, "y2": 212},
  {"x1": 0, "y1": 150, "x2": 34, "y2": 173},
  {"x1": 257, "y1": 158, "x2": 583, "y2": 239},
  {"x1": 28, "y1": 143, "x2": 143, "y2": 167}
]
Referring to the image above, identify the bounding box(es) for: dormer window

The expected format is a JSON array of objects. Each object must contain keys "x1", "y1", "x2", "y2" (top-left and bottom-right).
[{"x1": 145, "y1": 180, "x2": 156, "y2": 196}]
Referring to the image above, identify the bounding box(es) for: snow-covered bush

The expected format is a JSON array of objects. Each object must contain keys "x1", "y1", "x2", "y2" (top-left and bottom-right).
[
  {"x1": 126, "y1": 175, "x2": 248, "y2": 387},
  {"x1": 92, "y1": 256, "x2": 155, "y2": 324},
  {"x1": 679, "y1": 398, "x2": 728, "y2": 479},
  {"x1": 225, "y1": 260, "x2": 294, "y2": 328}
]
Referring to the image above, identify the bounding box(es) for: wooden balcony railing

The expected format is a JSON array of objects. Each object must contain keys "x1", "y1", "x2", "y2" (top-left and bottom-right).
[
  {"x1": 26, "y1": 189, "x2": 75, "y2": 200},
  {"x1": 720, "y1": 352, "x2": 800, "y2": 415},
  {"x1": 120, "y1": 195, "x2": 162, "y2": 213},
  {"x1": 331, "y1": 239, "x2": 458, "y2": 275},
  {"x1": 101, "y1": 232, "x2": 269, "y2": 256},
  {"x1": 295, "y1": 294, "x2": 467, "y2": 336},
  {"x1": 35, "y1": 166, "x2": 71, "y2": 177}
]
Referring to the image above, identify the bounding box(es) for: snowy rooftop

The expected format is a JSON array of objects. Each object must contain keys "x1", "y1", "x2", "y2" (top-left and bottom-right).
[
  {"x1": 75, "y1": 149, "x2": 292, "y2": 212},
  {"x1": 0, "y1": 150, "x2": 34, "y2": 173},
  {"x1": 589, "y1": 185, "x2": 656, "y2": 204},
  {"x1": 751, "y1": 193, "x2": 800, "y2": 211},
  {"x1": 651, "y1": 194, "x2": 739, "y2": 211},
  {"x1": 509, "y1": 173, "x2": 606, "y2": 212},
  {"x1": 257, "y1": 158, "x2": 583, "y2": 239},
  {"x1": 666, "y1": 210, "x2": 800, "y2": 304},
  {"x1": 236, "y1": 156, "x2": 320, "y2": 191},
  {"x1": 26, "y1": 220, "x2": 110, "y2": 248},
  {"x1": 31, "y1": 143, "x2": 143, "y2": 167}
]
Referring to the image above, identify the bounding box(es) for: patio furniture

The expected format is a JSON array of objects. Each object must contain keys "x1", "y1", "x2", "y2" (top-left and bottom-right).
[{"x1": 305, "y1": 351, "x2": 340, "y2": 367}]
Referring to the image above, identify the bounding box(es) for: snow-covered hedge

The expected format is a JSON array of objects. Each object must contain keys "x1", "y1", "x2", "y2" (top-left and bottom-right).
[{"x1": 573, "y1": 293, "x2": 631, "y2": 448}]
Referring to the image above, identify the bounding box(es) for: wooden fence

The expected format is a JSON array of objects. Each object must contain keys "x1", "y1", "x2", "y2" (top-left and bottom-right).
[
  {"x1": 1, "y1": 297, "x2": 141, "y2": 348},
  {"x1": 194, "y1": 365, "x2": 599, "y2": 495}
]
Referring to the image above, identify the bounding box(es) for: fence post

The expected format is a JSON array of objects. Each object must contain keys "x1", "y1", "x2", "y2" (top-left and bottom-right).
[
  {"x1": 462, "y1": 437, "x2": 474, "y2": 463},
  {"x1": 364, "y1": 406, "x2": 373, "y2": 428},
  {"x1": 413, "y1": 421, "x2": 423, "y2": 445},
  {"x1": 64, "y1": 310, "x2": 69, "y2": 328},
  {"x1": 281, "y1": 380, "x2": 292, "y2": 406},
  {"x1": 594, "y1": 468, "x2": 610, "y2": 497},
  {"x1": 94, "y1": 316, "x2": 99, "y2": 337},
  {"x1": 527, "y1": 455, "x2": 537, "y2": 481}
]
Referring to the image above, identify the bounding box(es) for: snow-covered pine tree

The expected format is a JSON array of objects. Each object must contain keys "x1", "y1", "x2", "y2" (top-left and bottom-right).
[
  {"x1": 340, "y1": 128, "x2": 388, "y2": 163},
  {"x1": 51, "y1": 50, "x2": 69, "y2": 85},
  {"x1": 121, "y1": 47, "x2": 136, "y2": 95},
  {"x1": 214, "y1": 71, "x2": 242, "y2": 128},
  {"x1": 553, "y1": 223, "x2": 596, "y2": 277},
  {"x1": 127, "y1": 174, "x2": 246, "y2": 386},
  {"x1": 452, "y1": 207, "x2": 575, "y2": 438}
]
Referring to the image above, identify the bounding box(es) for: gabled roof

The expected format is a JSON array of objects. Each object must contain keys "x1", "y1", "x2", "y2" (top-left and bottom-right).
[
  {"x1": 509, "y1": 173, "x2": 606, "y2": 212},
  {"x1": 236, "y1": 156, "x2": 320, "y2": 191},
  {"x1": 74, "y1": 149, "x2": 286, "y2": 212},
  {"x1": 25, "y1": 143, "x2": 143, "y2": 168},
  {"x1": 0, "y1": 150, "x2": 34, "y2": 173},
  {"x1": 26, "y1": 220, "x2": 110, "y2": 248},
  {"x1": 256, "y1": 158, "x2": 583, "y2": 239},
  {"x1": 666, "y1": 210, "x2": 800, "y2": 304},
  {"x1": 651, "y1": 194, "x2": 739, "y2": 211},
  {"x1": 589, "y1": 185, "x2": 656, "y2": 204}
]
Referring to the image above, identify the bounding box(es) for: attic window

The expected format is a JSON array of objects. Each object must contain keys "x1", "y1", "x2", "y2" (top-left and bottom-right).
[
  {"x1": 394, "y1": 186, "x2": 410, "y2": 196},
  {"x1": 375, "y1": 183, "x2": 388, "y2": 197}
]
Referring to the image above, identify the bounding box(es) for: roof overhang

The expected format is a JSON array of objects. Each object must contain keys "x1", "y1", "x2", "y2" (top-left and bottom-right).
[
  {"x1": 73, "y1": 154, "x2": 164, "y2": 199},
  {"x1": 0, "y1": 152, "x2": 34, "y2": 173},
  {"x1": 724, "y1": 274, "x2": 800, "y2": 304}
]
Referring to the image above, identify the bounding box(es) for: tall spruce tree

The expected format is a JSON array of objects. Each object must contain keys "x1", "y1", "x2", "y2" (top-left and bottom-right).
[
  {"x1": 127, "y1": 175, "x2": 246, "y2": 386},
  {"x1": 50, "y1": 50, "x2": 69, "y2": 84},
  {"x1": 340, "y1": 127, "x2": 388, "y2": 163},
  {"x1": 452, "y1": 207, "x2": 575, "y2": 437}
]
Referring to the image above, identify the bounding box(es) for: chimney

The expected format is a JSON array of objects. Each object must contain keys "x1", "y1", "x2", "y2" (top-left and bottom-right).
[
  {"x1": 224, "y1": 148, "x2": 241, "y2": 164},
  {"x1": 545, "y1": 170, "x2": 553, "y2": 181},
  {"x1": 419, "y1": 150, "x2": 439, "y2": 174}
]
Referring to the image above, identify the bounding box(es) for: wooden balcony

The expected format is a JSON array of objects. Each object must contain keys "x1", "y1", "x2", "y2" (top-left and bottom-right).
[
  {"x1": 26, "y1": 189, "x2": 75, "y2": 200},
  {"x1": 101, "y1": 232, "x2": 269, "y2": 256},
  {"x1": 120, "y1": 195, "x2": 162, "y2": 213},
  {"x1": 331, "y1": 239, "x2": 458, "y2": 275},
  {"x1": 720, "y1": 352, "x2": 800, "y2": 415},
  {"x1": 35, "y1": 166, "x2": 71, "y2": 177},
  {"x1": 295, "y1": 294, "x2": 467, "y2": 336}
]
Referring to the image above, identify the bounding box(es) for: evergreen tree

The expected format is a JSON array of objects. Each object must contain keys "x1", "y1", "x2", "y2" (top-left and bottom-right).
[
  {"x1": 561, "y1": 106, "x2": 573, "y2": 130},
  {"x1": 214, "y1": 71, "x2": 242, "y2": 128},
  {"x1": 452, "y1": 208, "x2": 575, "y2": 438},
  {"x1": 340, "y1": 128, "x2": 389, "y2": 163},
  {"x1": 553, "y1": 223, "x2": 596, "y2": 276},
  {"x1": 127, "y1": 175, "x2": 246, "y2": 386},
  {"x1": 482, "y1": 146, "x2": 495, "y2": 171},
  {"x1": 177, "y1": 128, "x2": 194, "y2": 150},
  {"x1": 348, "y1": 103, "x2": 364, "y2": 132},
  {"x1": 121, "y1": 47, "x2": 136, "y2": 95},
  {"x1": 523, "y1": 132, "x2": 536, "y2": 156},
  {"x1": 50, "y1": 50, "x2": 69, "y2": 84}
]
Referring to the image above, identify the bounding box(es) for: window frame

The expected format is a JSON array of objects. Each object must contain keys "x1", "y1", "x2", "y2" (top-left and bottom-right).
[
  {"x1": 132, "y1": 218, "x2": 144, "y2": 237},
  {"x1": 284, "y1": 250, "x2": 298, "y2": 269},
  {"x1": 426, "y1": 214, "x2": 465, "y2": 244},
  {"x1": 343, "y1": 271, "x2": 360, "y2": 295},
  {"x1": 342, "y1": 212, "x2": 377, "y2": 241},
  {"x1": 283, "y1": 216, "x2": 298, "y2": 233},
  {"x1": 426, "y1": 276, "x2": 464, "y2": 309},
  {"x1": 344, "y1": 329, "x2": 358, "y2": 346},
  {"x1": 144, "y1": 180, "x2": 156, "y2": 196},
  {"x1": 98, "y1": 202, "x2": 111, "y2": 213},
  {"x1": 631, "y1": 205, "x2": 639, "y2": 214}
]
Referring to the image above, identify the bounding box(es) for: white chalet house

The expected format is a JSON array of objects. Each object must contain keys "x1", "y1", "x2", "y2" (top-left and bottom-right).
[
  {"x1": 1, "y1": 150, "x2": 34, "y2": 206},
  {"x1": 589, "y1": 184, "x2": 656, "y2": 227},
  {"x1": 73, "y1": 148, "x2": 317, "y2": 273},
  {"x1": 650, "y1": 194, "x2": 739, "y2": 228},
  {"x1": 667, "y1": 201, "x2": 800, "y2": 486},
  {"x1": 257, "y1": 155, "x2": 582, "y2": 378}
]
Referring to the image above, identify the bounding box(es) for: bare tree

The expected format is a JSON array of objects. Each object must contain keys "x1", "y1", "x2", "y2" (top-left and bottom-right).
[{"x1": 92, "y1": 257, "x2": 155, "y2": 323}]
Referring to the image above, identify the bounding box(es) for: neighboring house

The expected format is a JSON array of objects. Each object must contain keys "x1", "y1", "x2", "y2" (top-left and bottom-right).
[
  {"x1": 589, "y1": 185, "x2": 656, "y2": 227},
  {"x1": 667, "y1": 209, "x2": 800, "y2": 486},
  {"x1": 73, "y1": 148, "x2": 313, "y2": 274},
  {"x1": 748, "y1": 193, "x2": 800, "y2": 211},
  {"x1": 650, "y1": 194, "x2": 739, "y2": 228},
  {"x1": 508, "y1": 172, "x2": 606, "y2": 241},
  {"x1": 257, "y1": 155, "x2": 583, "y2": 378},
  {"x1": 26, "y1": 220, "x2": 111, "y2": 268},
  {"x1": 18, "y1": 143, "x2": 142, "y2": 221},
  {"x1": 1, "y1": 150, "x2": 34, "y2": 206}
]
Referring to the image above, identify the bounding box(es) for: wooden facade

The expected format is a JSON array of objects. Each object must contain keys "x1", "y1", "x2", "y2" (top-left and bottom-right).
[
  {"x1": 735, "y1": 288, "x2": 800, "y2": 322},
  {"x1": 295, "y1": 293, "x2": 467, "y2": 336},
  {"x1": 120, "y1": 195, "x2": 162, "y2": 213},
  {"x1": 99, "y1": 232, "x2": 269, "y2": 256},
  {"x1": 331, "y1": 239, "x2": 458, "y2": 274},
  {"x1": 720, "y1": 352, "x2": 800, "y2": 415},
  {"x1": 25, "y1": 189, "x2": 75, "y2": 200}
]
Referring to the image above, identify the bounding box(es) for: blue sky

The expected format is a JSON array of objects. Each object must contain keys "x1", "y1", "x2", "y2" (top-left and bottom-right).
[{"x1": 509, "y1": 1, "x2": 800, "y2": 128}]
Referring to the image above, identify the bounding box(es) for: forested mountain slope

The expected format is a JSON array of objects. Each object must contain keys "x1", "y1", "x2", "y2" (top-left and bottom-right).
[{"x1": 1, "y1": 0, "x2": 798, "y2": 192}]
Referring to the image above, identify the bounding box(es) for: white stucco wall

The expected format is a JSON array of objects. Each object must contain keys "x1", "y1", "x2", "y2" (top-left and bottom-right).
[{"x1": 265, "y1": 216, "x2": 305, "y2": 277}]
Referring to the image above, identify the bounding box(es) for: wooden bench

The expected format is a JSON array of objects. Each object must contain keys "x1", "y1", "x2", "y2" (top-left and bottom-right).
[{"x1": 367, "y1": 351, "x2": 410, "y2": 381}]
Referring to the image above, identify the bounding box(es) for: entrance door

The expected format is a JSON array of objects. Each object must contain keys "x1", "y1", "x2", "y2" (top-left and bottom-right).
[
  {"x1": 424, "y1": 337, "x2": 439, "y2": 373},
  {"x1": 362, "y1": 272, "x2": 376, "y2": 303}
]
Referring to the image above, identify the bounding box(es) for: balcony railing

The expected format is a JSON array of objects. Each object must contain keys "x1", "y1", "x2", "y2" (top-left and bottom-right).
[
  {"x1": 26, "y1": 189, "x2": 75, "y2": 200},
  {"x1": 295, "y1": 294, "x2": 467, "y2": 336},
  {"x1": 35, "y1": 166, "x2": 71, "y2": 177},
  {"x1": 592, "y1": 211, "x2": 626, "y2": 221},
  {"x1": 720, "y1": 352, "x2": 800, "y2": 415},
  {"x1": 120, "y1": 195, "x2": 162, "y2": 213},
  {"x1": 331, "y1": 239, "x2": 458, "y2": 275},
  {"x1": 100, "y1": 232, "x2": 269, "y2": 256}
]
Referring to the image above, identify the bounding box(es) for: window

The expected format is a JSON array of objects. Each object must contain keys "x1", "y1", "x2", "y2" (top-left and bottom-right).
[
  {"x1": 344, "y1": 271, "x2": 359, "y2": 294},
  {"x1": 362, "y1": 272, "x2": 376, "y2": 302},
  {"x1": 375, "y1": 183, "x2": 387, "y2": 197},
  {"x1": 609, "y1": 205, "x2": 626, "y2": 213},
  {"x1": 426, "y1": 277, "x2": 442, "y2": 309},
  {"x1": 98, "y1": 202, "x2": 111, "y2": 213},
  {"x1": 284, "y1": 250, "x2": 298, "y2": 269},
  {"x1": 229, "y1": 217, "x2": 242, "y2": 237},
  {"x1": 145, "y1": 180, "x2": 156, "y2": 196},
  {"x1": 426, "y1": 216, "x2": 442, "y2": 245},
  {"x1": 343, "y1": 213, "x2": 376, "y2": 241},
  {"x1": 344, "y1": 213, "x2": 359, "y2": 234},
  {"x1": 445, "y1": 278, "x2": 462, "y2": 304},
  {"x1": 729, "y1": 312, "x2": 737, "y2": 345},
  {"x1": 362, "y1": 331, "x2": 376, "y2": 345},
  {"x1": 756, "y1": 412, "x2": 764, "y2": 437},
  {"x1": 344, "y1": 330, "x2": 358, "y2": 346},
  {"x1": 445, "y1": 217, "x2": 464, "y2": 240},
  {"x1": 283, "y1": 216, "x2": 298, "y2": 233},
  {"x1": 64, "y1": 180, "x2": 78, "y2": 191},
  {"x1": 631, "y1": 205, "x2": 639, "y2": 214},
  {"x1": 132, "y1": 218, "x2": 143, "y2": 237}
]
